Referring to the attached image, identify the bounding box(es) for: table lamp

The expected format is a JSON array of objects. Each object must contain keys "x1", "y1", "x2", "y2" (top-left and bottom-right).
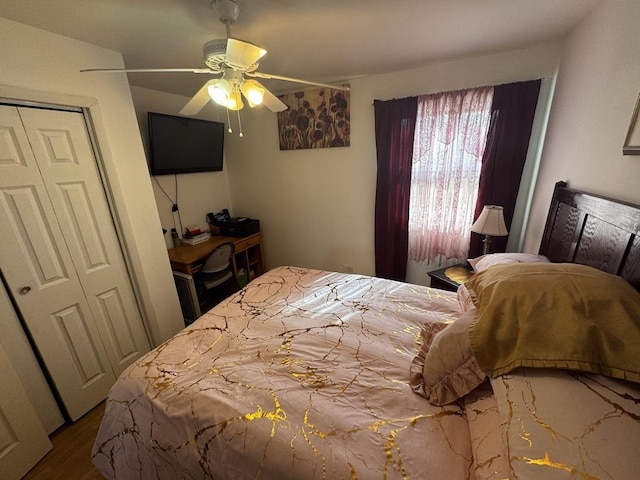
[{"x1": 471, "y1": 205, "x2": 509, "y2": 255}]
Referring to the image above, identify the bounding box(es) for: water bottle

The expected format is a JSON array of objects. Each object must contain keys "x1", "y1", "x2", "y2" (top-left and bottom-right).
[{"x1": 171, "y1": 228, "x2": 180, "y2": 247}]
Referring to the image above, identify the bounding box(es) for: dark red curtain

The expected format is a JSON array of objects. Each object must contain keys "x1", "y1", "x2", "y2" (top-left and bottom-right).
[
  {"x1": 373, "y1": 97, "x2": 418, "y2": 281},
  {"x1": 469, "y1": 79, "x2": 542, "y2": 257}
]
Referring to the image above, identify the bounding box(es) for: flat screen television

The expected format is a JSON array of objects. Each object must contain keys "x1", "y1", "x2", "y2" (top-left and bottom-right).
[{"x1": 147, "y1": 112, "x2": 225, "y2": 175}]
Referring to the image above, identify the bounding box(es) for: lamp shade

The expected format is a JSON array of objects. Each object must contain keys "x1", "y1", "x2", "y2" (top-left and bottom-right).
[
  {"x1": 240, "y1": 79, "x2": 265, "y2": 107},
  {"x1": 471, "y1": 205, "x2": 508, "y2": 236},
  {"x1": 225, "y1": 88, "x2": 244, "y2": 111},
  {"x1": 208, "y1": 79, "x2": 232, "y2": 106}
]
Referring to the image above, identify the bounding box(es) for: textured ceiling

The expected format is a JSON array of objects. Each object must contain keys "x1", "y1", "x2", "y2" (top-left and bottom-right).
[{"x1": 1, "y1": 0, "x2": 601, "y2": 97}]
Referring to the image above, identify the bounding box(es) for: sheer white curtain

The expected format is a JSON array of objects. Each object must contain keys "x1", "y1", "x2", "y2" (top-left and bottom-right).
[{"x1": 408, "y1": 86, "x2": 494, "y2": 271}]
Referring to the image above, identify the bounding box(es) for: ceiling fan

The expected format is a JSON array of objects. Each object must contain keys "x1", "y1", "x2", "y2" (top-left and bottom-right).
[{"x1": 81, "y1": 0, "x2": 349, "y2": 123}]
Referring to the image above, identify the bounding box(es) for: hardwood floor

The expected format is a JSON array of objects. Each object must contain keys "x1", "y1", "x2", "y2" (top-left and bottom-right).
[{"x1": 23, "y1": 402, "x2": 105, "y2": 480}]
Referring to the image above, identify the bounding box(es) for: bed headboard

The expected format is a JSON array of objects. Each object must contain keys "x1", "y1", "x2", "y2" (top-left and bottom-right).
[{"x1": 539, "y1": 181, "x2": 640, "y2": 290}]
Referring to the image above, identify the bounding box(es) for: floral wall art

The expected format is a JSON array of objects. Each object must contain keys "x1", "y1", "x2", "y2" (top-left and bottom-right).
[{"x1": 276, "y1": 85, "x2": 350, "y2": 150}]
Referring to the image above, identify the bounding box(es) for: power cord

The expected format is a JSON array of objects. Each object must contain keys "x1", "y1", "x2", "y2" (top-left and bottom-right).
[{"x1": 154, "y1": 175, "x2": 183, "y2": 235}]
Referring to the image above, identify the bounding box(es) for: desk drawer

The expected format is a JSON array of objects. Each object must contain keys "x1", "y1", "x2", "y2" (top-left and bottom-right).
[{"x1": 234, "y1": 234, "x2": 261, "y2": 252}]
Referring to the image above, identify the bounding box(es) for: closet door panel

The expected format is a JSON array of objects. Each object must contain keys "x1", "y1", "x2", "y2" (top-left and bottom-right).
[
  {"x1": 0, "y1": 343, "x2": 52, "y2": 480},
  {"x1": 0, "y1": 279, "x2": 63, "y2": 434},
  {"x1": 19, "y1": 107, "x2": 151, "y2": 373}
]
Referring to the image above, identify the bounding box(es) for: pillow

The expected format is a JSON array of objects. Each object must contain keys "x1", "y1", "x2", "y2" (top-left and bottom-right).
[
  {"x1": 468, "y1": 253, "x2": 549, "y2": 272},
  {"x1": 420, "y1": 308, "x2": 487, "y2": 405},
  {"x1": 466, "y1": 263, "x2": 640, "y2": 383},
  {"x1": 409, "y1": 322, "x2": 449, "y2": 398},
  {"x1": 456, "y1": 284, "x2": 474, "y2": 312}
]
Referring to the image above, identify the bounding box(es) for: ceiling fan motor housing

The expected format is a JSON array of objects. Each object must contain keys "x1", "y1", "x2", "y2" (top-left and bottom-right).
[{"x1": 203, "y1": 39, "x2": 228, "y2": 70}]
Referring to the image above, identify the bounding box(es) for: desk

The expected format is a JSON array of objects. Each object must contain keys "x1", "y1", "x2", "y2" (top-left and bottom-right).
[{"x1": 168, "y1": 232, "x2": 265, "y2": 282}]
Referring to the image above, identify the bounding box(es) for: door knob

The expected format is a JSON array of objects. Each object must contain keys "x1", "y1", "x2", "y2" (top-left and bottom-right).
[{"x1": 19, "y1": 286, "x2": 31, "y2": 295}]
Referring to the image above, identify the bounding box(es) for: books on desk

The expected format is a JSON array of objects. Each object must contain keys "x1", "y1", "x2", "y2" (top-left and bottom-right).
[{"x1": 180, "y1": 233, "x2": 211, "y2": 246}]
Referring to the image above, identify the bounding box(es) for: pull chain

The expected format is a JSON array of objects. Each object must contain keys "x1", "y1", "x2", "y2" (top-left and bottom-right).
[
  {"x1": 224, "y1": 108, "x2": 243, "y2": 137},
  {"x1": 226, "y1": 108, "x2": 232, "y2": 134},
  {"x1": 237, "y1": 110, "x2": 243, "y2": 138}
]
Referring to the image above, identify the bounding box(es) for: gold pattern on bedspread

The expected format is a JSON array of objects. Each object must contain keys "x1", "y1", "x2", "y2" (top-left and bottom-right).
[
  {"x1": 92, "y1": 267, "x2": 494, "y2": 479},
  {"x1": 491, "y1": 369, "x2": 640, "y2": 480}
]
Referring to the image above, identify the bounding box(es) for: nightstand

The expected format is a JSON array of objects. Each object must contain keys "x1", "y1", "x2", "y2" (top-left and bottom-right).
[{"x1": 427, "y1": 264, "x2": 474, "y2": 292}]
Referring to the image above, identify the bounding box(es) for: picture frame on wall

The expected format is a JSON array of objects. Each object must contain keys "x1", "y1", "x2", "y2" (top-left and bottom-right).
[
  {"x1": 276, "y1": 84, "x2": 350, "y2": 151},
  {"x1": 623, "y1": 91, "x2": 640, "y2": 155}
]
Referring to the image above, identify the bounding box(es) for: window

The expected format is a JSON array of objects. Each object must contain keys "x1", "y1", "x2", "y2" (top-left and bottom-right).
[{"x1": 408, "y1": 87, "x2": 494, "y2": 264}]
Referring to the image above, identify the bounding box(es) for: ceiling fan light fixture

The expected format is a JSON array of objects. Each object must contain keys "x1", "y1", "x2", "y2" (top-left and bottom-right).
[
  {"x1": 225, "y1": 88, "x2": 244, "y2": 111},
  {"x1": 208, "y1": 79, "x2": 232, "y2": 106},
  {"x1": 240, "y1": 79, "x2": 265, "y2": 107}
]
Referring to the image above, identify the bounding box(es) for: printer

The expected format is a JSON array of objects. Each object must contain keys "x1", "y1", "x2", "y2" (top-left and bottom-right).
[
  {"x1": 207, "y1": 210, "x2": 260, "y2": 237},
  {"x1": 219, "y1": 217, "x2": 260, "y2": 237}
]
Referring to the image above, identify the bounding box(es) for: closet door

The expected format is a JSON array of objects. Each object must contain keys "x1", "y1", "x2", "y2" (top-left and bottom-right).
[
  {"x1": 0, "y1": 279, "x2": 64, "y2": 434},
  {"x1": 19, "y1": 107, "x2": 151, "y2": 375},
  {"x1": 0, "y1": 105, "x2": 150, "y2": 420},
  {"x1": 0, "y1": 342, "x2": 52, "y2": 480}
]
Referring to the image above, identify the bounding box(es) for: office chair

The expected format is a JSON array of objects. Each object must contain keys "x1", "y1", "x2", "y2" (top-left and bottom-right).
[{"x1": 201, "y1": 241, "x2": 235, "y2": 290}]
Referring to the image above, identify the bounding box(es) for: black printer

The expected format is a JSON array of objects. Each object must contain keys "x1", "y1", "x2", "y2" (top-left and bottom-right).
[
  {"x1": 219, "y1": 217, "x2": 260, "y2": 237},
  {"x1": 208, "y1": 210, "x2": 260, "y2": 237}
]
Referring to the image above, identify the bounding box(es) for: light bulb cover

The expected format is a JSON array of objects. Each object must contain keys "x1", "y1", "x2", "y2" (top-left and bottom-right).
[
  {"x1": 240, "y1": 80, "x2": 265, "y2": 108},
  {"x1": 208, "y1": 79, "x2": 232, "y2": 106},
  {"x1": 225, "y1": 88, "x2": 244, "y2": 111}
]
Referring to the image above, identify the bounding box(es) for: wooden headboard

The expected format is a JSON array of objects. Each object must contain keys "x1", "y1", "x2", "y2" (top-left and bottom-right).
[{"x1": 539, "y1": 181, "x2": 640, "y2": 290}]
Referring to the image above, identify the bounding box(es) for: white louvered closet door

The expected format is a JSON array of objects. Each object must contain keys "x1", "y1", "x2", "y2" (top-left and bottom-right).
[{"x1": 0, "y1": 105, "x2": 150, "y2": 421}]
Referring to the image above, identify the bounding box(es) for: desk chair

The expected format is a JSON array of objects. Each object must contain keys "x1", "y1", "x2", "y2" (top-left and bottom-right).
[{"x1": 200, "y1": 242, "x2": 236, "y2": 304}]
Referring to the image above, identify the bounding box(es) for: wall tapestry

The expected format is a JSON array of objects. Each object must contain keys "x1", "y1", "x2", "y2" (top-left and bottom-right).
[{"x1": 277, "y1": 84, "x2": 350, "y2": 150}]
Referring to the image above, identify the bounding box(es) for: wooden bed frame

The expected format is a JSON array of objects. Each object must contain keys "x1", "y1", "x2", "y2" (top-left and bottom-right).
[{"x1": 539, "y1": 181, "x2": 640, "y2": 290}]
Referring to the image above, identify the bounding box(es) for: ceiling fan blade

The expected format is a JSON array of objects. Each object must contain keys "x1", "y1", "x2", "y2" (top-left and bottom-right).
[
  {"x1": 179, "y1": 79, "x2": 218, "y2": 116},
  {"x1": 225, "y1": 38, "x2": 267, "y2": 70},
  {"x1": 80, "y1": 67, "x2": 215, "y2": 74},
  {"x1": 246, "y1": 72, "x2": 350, "y2": 91}
]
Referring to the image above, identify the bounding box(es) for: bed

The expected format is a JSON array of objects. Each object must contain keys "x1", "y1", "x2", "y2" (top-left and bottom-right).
[{"x1": 92, "y1": 181, "x2": 640, "y2": 479}]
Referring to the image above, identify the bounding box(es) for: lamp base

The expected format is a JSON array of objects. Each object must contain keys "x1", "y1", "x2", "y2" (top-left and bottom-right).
[{"x1": 482, "y1": 235, "x2": 493, "y2": 255}]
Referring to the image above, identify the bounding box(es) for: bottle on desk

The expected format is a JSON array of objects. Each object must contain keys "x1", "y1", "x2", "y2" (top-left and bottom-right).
[
  {"x1": 237, "y1": 268, "x2": 248, "y2": 287},
  {"x1": 171, "y1": 228, "x2": 180, "y2": 248}
]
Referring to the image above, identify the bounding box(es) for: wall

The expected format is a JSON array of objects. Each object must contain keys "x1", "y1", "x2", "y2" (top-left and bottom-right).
[
  {"x1": 524, "y1": 0, "x2": 640, "y2": 252},
  {"x1": 130, "y1": 87, "x2": 233, "y2": 248},
  {"x1": 0, "y1": 18, "x2": 184, "y2": 346},
  {"x1": 224, "y1": 42, "x2": 562, "y2": 284}
]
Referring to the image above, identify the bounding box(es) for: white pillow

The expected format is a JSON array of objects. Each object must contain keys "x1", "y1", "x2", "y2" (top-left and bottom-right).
[
  {"x1": 468, "y1": 253, "x2": 550, "y2": 273},
  {"x1": 422, "y1": 308, "x2": 487, "y2": 405}
]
